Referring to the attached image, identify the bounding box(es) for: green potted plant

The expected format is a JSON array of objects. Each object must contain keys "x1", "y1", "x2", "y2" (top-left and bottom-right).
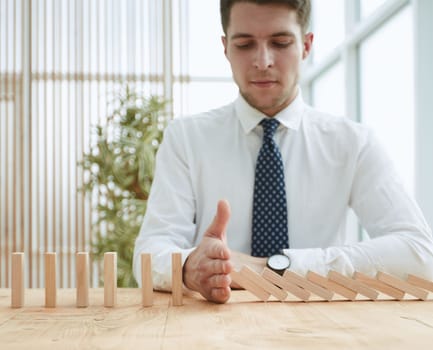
[{"x1": 79, "y1": 85, "x2": 168, "y2": 287}]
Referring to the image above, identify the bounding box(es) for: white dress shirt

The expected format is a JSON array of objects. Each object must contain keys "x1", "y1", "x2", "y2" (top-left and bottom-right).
[{"x1": 133, "y1": 91, "x2": 433, "y2": 290}]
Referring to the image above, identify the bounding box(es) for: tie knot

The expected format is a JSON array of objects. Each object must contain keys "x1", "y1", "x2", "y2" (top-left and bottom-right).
[{"x1": 260, "y1": 118, "x2": 280, "y2": 139}]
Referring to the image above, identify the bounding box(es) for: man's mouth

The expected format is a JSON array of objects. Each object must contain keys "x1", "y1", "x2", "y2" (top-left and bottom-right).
[{"x1": 250, "y1": 80, "x2": 277, "y2": 88}]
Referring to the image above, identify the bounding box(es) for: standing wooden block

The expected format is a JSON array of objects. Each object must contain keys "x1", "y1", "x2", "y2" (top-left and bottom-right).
[
  {"x1": 283, "y1": 270, "x2": 334, "y2": 301},
  {"x1": 45, "y1": 252, "x2": 57, "y2": 308},
  {"x1": 262, "y1": 267, "x2": 310, "y2": 301},
  {"x1": 11, "y1": 252, "x2": 25, "y2": 308},
  {"x1": 407, "y1": 274, "x2": 433, "y2": 293},
  {"x1": 353, "y1": 271, "x2": 405, "y2": 300},
  {"x1": 328, "y1": 270, "x2": 378, "y2": 300},
  {"x1": 76, "y1": 252, "x2": 89, "y2": 308},
  {"x1": 104, "y1": 252, "x2": 117, "y2": 307},
  {"x1": 230, "y1": 270, "x2": 270, "y2": 301},
  {"x1": 377, "y1": 272, "x2": 428, "y2": 300},
  {"x1": 306, "y1": 271, "x2": 357, "y2": 301},
  {"x1": 171, "y1": 253, "x2": 183, "y2": 306},
  {"x1": 141, "y1": 253, "x2": 153, "y2": 307}
]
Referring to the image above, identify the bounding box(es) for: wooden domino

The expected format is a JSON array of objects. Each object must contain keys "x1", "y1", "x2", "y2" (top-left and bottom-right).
[
  {"x1": 328, "y1": 270, "x2": 379, "y2": 300},
  {"x1": 239, "y1": 266, "x2": 287, "y2": 301},
  {"x1": 45, "y1": 252, "x2": 57, "y2": 308},
  {"x1": 377, "y1": 272, "x2": 428, "y2": 300},
  {"x1": 11, "y1": 252, "x2": 25, "y2": 308},
  {"x1": 353, "y1": 271, "x2": 405, "y2": 300},
  {"x1": 407, "y1": 274, "x2": 433, "y2": 293},
  {"x1": 8, "y1": 249, "x2": 433, "y2": 308},
  {"x1": 262, "y1": 267, "x2": 310, "y2": 301},
  {"x1": 141, "y1": 253, "x2": 153, "y2": 307},
  {"x1": 307, "y1": 271, "x2": 357, "y2": 301},
  {"x1": 76, "y1": 252, "x2": 89, "y2": 308},
  {"x1": 283, "y1": 270, "x2": 334, "y2": 301},
  {"x1": 231, "y1": 269, "x2": 270, "y2": 301},
  {"x1": 104, "y1": 252, "x2": 117, "y2": 307},
  {"x1": 171, "y1": 253, "x2": 183, "y2": 306}
]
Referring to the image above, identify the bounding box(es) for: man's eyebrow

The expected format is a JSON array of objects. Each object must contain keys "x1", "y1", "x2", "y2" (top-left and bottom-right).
[
  {"x1": 230, "y1": 33, "x2": 253, "y2": 40},
  {"x1": 230, "y1": 31, "x2": 296, "y2": 40},
  {"x1": 271, "y1": 31, "x2": 296, "y2": 38}
]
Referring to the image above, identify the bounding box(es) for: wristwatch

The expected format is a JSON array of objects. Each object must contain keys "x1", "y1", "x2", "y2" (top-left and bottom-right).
[{"x1": 266, "y1": 252, "x2": 291, "y2": 275}]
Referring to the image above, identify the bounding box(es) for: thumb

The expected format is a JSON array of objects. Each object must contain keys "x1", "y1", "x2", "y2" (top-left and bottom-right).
[{"x1": 205, "y1": 199, "x2": 231, "y2": 241}]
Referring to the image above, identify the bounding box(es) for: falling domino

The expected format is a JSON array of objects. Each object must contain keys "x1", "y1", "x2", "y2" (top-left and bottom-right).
[
  {"x1": 407, "y1": 274, "x2": 433, "y2": 293},
  {"x1": 377, "y1": 272, "x2": 428, "y2": 300},
  {"x1": 353, "y1": 271, "x2": 405, "y2": 300},
  {"x1": 262, "y1": 267, "x2": 310, "y2": 301},
  {"x1": 283, "y1": 270, "x2": 334, "y2": 301},
  {"x1": 231, "y1": 269, "x2": 270, "y2": 301},
  {"x1": 171, "y1": 253, "x2": 183, "y2": 306},
  {"x1": 306, "y1": 271, "x2": 358, "y2": 301},
  {"x1": 76, "y1": 252, "x2": 89, "y2": 308},
  {"x1": 328, "y1": 271, "x2": 378, "y2": 300},
  {"x1": 104, "y1": 252, "x2": 117, "y2": 307},
  {"x1": 141, "y1": 253, "x2": 153, "y2": 307},
  {"x1": 11, "y1": 252, "x2": 25, "y2": 308},
  {"x1": 239, "y1": 266, "x2": 287, "y2": 301},
  {"x1": 45, "y1": 252, "x2": 57, "y2": 308}
]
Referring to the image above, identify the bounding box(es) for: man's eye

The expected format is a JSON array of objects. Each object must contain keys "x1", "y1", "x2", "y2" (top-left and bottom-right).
[
  {"x1": 235, "y1": 42, "x2": 253, "y2": 49},
  {"x1": 273, "y1": 42, "x2": 291, "y2": 48}
]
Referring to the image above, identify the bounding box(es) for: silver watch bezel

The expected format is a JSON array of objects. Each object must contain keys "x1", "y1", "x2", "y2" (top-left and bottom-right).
[{"x1": 266, "y1": 253, "x2": 291, "y2": 274}]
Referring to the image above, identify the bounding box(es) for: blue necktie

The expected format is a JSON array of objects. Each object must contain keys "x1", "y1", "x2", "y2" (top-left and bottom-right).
[{"x1": 251, "y1": 118, "x2": 289, "y2": 257}]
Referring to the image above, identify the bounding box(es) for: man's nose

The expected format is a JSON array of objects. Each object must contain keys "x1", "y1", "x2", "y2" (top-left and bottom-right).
[{"x1": 254, "y1": 46, "x2": 274, "y2": 70}]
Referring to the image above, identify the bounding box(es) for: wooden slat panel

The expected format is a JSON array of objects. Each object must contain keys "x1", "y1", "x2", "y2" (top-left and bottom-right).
[{"x1": 0, "y1": 0, "x2": 170, "y2": 289}]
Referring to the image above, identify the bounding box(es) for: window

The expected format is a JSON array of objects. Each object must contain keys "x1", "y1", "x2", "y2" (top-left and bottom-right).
[
  {"x1": 303, "y1": 0, "x2": 417, "y2": 240},
  {"x1": 311, "y1": 0, "x2": 345, "y2": 63},
  {"x1": 172, "y1": 0, "x2": 236, "y2": 117},
  {"x1": 360, "y1": 6, "x2": 414, "y2": 194},
  {"x1": 360, "y1": 0, "x2": 389, "y2": 19},
  {"x1": 312, "y1": 62, "x2": 345, "y2": 117}
]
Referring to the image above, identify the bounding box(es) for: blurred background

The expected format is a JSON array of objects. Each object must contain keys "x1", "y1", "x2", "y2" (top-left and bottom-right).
[{"x1": 1, "y1": 0, "x2": 432, "y2": 288}]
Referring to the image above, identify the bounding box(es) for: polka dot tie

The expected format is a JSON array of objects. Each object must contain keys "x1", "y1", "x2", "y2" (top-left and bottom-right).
[{"x1": 251, "y1": 118, "x2": 289, "y2": 257}]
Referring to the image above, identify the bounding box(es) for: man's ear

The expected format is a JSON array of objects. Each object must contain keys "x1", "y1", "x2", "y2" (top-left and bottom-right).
[
  {"x1": 302, "y1": 32, "x2": 314, "y2": 60},
  {"x1": 221, "y1": 35, "x2": 228, "y2": 57}
]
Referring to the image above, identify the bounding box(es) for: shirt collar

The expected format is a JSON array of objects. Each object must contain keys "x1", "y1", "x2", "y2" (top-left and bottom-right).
[{"x1": 235, "y1": 87, "x2": 305, "y2": 134}]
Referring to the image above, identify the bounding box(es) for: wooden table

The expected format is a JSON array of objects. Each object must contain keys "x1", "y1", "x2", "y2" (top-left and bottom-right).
[{"x1": 1, "y1": 288, "x2": 433, "y2": 349}]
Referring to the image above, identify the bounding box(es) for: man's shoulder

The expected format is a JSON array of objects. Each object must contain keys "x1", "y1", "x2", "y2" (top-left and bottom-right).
[
  {"x1": 301, "y1": 106, "x2": 374, "y2": 157},
  {"x1": 168, "y1": 102, "x2": 235, "y2": 130},
  {"x1": 303, "y1": 106, "x2": 369, "y2": 137},
  {"x1": 161, "y1": 101, "x2": 238, "y2": 149}
]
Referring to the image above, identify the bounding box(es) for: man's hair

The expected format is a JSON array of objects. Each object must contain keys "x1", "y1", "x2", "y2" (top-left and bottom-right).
[{"x1": 220, "y1": 0, "x2": 311, "y2": 35}]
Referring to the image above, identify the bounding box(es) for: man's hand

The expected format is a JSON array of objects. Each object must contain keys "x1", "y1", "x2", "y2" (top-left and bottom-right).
[{"x1": 183, "y1": 200, "x2": 233, "y2": 303}]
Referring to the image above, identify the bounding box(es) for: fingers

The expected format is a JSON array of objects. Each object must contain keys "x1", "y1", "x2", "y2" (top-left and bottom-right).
[
  {"x1": 205, "y1": 276, "x2": 232, "y2": 304},
  {"x1": 210, "y1": 287, "x2": 231, "y2": 304},
  {"x1": 200, "y1": 258, "x2": 232, "y2": 275},
  {"x1": 206, "y1": 238, "x2": 231, "y2": 260},
  {"x1": 200, "y1": 267, "x2": 233, "y2": 304},
  {"x1": 183, "y1": 201, "x2": 232, "y2": 303},
  {"x1": 205, "y1": 273, "x2": 232, "y2": 289},
  {"x1": 205, "y1": 199, "x2": 231, "y2": 240},
  {"x1": 182, "y1": 241, "x2": 232, "y2": 295}
]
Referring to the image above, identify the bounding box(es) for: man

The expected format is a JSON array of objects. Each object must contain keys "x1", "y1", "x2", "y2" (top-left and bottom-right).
[{"x1": 133, "y1": 0, "x2": 433, "y2": 303}]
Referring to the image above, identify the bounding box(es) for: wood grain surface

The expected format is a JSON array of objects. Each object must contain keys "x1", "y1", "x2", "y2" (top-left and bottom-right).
[{"x1": 1, "y1": 289, "x2": 433, "y2": 349}]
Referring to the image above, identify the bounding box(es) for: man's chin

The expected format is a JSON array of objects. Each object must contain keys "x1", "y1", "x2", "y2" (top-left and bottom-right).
[
  {"x1": 240, "y1": 89, "x2": 294, "y2": 116},
  {"x1": 242, "y1": 95, "x2": 282, "y2": 115}
]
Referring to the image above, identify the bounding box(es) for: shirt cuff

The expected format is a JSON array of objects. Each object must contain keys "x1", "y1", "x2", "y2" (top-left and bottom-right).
[{"x1": 282, "y1": 247, "x2": 356, "y2": 277}]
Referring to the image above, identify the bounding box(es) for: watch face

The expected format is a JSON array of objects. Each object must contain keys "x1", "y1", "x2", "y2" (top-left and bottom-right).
[{"x1": 268, "y1": 254, "x2": 290, "y2": 270}]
